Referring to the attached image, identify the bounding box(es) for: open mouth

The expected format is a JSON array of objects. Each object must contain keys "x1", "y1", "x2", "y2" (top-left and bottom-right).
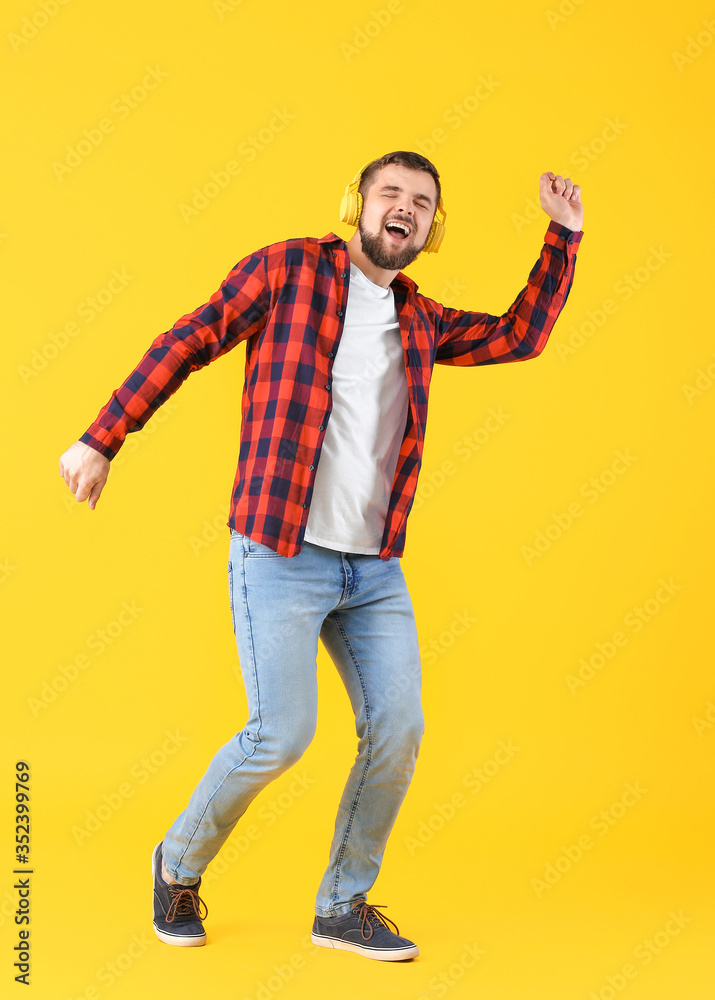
[{"x1": 384, "y1": 220, "x2": 411, "y2": 243}]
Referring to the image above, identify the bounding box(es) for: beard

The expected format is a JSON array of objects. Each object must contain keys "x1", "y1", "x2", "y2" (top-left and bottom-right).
[{"x1": 357, "y1": 215, "x2": 426, "y2": 271}]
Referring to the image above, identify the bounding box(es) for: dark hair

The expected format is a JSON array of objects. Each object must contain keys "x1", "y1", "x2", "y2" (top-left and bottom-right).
[{"x1": 358, "y1": 150, "x2": 442, "y2": 210}]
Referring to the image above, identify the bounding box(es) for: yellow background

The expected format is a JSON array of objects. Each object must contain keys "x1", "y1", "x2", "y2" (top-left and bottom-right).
[{"x1": 3, "y1": 0, "x2": 714, "y2": 997}]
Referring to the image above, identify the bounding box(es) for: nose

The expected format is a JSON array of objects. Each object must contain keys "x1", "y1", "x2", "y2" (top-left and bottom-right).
[{"x1": 393, "y1": 206, "x2": 415, "y2": 227}]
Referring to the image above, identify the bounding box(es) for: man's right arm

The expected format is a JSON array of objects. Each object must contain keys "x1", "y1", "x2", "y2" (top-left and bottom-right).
[
  {"x1": 59, "y1": 246, "x2": 271, "y2": 507},
  {"x1": 81, "y1": 247, "x2": 270, "y2": 459}
]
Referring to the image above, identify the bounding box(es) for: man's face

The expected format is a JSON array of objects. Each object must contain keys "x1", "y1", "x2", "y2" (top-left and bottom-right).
[{"x1": 357, "y1": 163, "x2": 439, "y2": 271}]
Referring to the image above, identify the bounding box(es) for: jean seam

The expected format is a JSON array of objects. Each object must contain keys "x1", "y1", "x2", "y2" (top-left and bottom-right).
[
  {"x1": 174, "y1": 534, "x2": 263, "y2": 876},
  {"x1": 228, "y1": 561, "x2": 236, "y2": 633},
  {"x1": 240, "y1": 532, "x2": 263, "y2": 747},
  {"x1": 327, "y1": 611, "x2": 372, "y2": 905},
  {"x1": 174, "y1": 752, "x2": 258, "y2": 875}
]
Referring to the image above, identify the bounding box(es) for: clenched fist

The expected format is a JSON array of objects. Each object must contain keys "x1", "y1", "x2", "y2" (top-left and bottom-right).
[
  {"x1": 59, "y1": 441, "x2": 111, "y2": 510},
  {"x1": 539, "y1": 171, "x2": 584, "y2": 233}
]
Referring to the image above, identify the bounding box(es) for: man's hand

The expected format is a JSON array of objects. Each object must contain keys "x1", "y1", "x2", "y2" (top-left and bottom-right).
[
  {"x1": 539, "y1": 171, "x2": 584, "y2": 233},
  {"x1": 58, "y1": 441, "x2": 111, "y2": 510}
]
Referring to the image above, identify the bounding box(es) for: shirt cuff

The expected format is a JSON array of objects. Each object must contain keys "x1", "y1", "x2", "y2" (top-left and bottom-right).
[
  {"x1": 79, "y1": 430, "x2": 120, "y2": 461},
  {"x1": 545, "y1": 218, "x2": 584, "y2": 251}
]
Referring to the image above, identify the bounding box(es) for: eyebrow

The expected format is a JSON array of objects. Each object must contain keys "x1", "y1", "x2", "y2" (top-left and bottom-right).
[{"x1": 377, "y1": 184, "x2": 434, "y2": 207}]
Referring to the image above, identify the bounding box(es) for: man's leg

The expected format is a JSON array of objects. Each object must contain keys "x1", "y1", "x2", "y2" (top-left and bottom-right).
[
  {"x1": 313, "y1": 552, "x2": 424, "y2": 918},
  {"x1": 161, "y1": 531, "x2": 341, "y2": 886}
]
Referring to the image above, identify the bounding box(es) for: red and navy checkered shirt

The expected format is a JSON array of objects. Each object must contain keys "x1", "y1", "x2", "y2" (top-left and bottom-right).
[{"x1": 80, "y1": 219, "x2": 583, "y2": 559}]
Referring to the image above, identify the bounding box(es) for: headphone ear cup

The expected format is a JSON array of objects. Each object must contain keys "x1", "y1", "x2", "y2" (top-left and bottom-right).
[
  {"x1": 425, "y1": 220, "x2": 446, "y2": 254},
  {"x1": 422, "y1": 220, "x2": 443, "y2": 254},
  {"x1": 339, "y1": 190, "x2": 363, "y2": 227},
  {"x1": 421, "y1": 205, "x2": 446, "y2": 254}
]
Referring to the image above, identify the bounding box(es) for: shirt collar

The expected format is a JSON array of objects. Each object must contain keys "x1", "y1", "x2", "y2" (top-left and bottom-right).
[{"x1": 318, "y1": 232, "x2": 419, "y2": 293}]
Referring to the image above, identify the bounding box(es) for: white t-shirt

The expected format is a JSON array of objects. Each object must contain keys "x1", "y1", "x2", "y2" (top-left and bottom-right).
[{"x1": 303, "y1": 261, "x2": 409, "y2": 554}]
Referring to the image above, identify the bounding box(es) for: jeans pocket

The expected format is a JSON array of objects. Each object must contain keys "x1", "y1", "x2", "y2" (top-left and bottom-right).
[{"x1": 245, "y1": 536, "x2": 283, "y2": 558}]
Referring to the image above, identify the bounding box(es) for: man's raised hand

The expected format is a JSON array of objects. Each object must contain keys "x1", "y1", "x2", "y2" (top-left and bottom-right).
[
  {"x1": 539, "y1": 171, "x2": 584, "y2": 233},
  {"x1": 58, "y1": 441, "x2": 111, "y2": 510}
]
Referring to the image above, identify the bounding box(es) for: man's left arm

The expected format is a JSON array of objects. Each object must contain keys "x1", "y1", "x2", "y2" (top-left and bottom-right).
[{"x1": 432, "y1": 171, "x2": 584, "y2": 366}]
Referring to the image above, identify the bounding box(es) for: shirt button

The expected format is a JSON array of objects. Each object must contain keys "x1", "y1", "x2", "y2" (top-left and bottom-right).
[
  {"x1": 332, "y1": 251, "x2": 337, "y2": 257},
  {"x1": 337, "y1": 309, "x2": 343, "y2": 317},
  {"x1": 328, "y1": 351, "x2": 334, "y2": 358},
  {"x1": 309, "y1": 464, "x2": 315, "y2": 471},
  {"x1": 318, "y1": 424, "x2": 325, "y2": 431},
  {"x1": 325, "y1": 383, "x2": 331, "y2": 390},
  {"x1": 302, "y1": 502, "x2": 308, "y2": 509},
  {"x1": 341, "y1": 272, "x2": 347, "y2": 278}
]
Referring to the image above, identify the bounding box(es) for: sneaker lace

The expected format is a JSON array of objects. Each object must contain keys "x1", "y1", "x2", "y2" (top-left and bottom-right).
[
  {"x1": 352, "y1": 902, "x2": 400, "y2": 941},
  {"x1": 165, "y1": 884, "x2": 208, "y2": 924}
]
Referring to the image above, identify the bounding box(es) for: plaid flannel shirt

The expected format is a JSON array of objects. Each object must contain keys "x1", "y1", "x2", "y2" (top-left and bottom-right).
[{"x1": 80, "y1": 219, "x2": 583, "y2": 559}]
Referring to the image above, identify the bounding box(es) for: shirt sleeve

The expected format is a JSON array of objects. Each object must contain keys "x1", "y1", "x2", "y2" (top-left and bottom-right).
[
  {"x1": 430, "y1": 220, "x2": 583, "y2": 366},
  {"x1": 79, "y1": 247, "x2": 270, "y2": 460}
]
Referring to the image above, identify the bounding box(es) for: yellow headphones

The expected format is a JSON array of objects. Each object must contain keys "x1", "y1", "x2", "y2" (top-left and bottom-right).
[{"x1": 339, "y1": 159, "x2": 447, "y2": 254}]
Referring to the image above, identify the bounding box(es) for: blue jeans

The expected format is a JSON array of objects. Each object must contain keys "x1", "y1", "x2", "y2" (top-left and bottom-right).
[{"x1": 162, "y1": 529, "x2": 425, "y2": 917}]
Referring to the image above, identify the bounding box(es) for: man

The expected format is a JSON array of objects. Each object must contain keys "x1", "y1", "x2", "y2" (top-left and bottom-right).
[{"x1": 58, "y1": 151, "x2": 584, "y2": 961}]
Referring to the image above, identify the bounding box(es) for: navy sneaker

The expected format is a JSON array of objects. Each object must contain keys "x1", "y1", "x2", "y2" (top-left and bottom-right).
[
  {"x1": 152, "y1": 842, "x2": 208, "y2": 947},
  {"x1": 311, "y1": 901, "x2": 419, "y2": 961}
]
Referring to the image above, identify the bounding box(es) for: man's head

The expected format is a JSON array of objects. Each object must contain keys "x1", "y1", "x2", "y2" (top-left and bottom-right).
[{"x1": 355, "y1": 151, "x2": 441, "y2": 271}]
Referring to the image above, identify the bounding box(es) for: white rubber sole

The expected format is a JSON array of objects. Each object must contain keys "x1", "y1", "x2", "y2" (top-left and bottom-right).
[
  {"x1": 153, "y1": 923, "x2": 206, "y2": 947},
  {"x1": 152, "y1": 843, "x2": 206, "y2": 947},
  {"x1": 311, "y1": 931, "x2": 419, "y2": 961}
]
